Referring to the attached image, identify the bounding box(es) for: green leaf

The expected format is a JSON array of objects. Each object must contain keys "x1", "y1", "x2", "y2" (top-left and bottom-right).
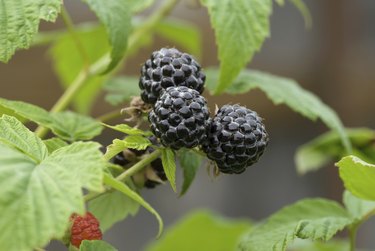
[
  {"x1": 84, "y1": 0, "x2": 132, "y2": 73},
  {"x1": 50, "y1": 25, "x2": 110, "y2": 114},
  {"x1": 155, "y1": 18, "x2": 202, "y2": 58},
  {"x1": 288, "y1": 239, "x2": 350, "y2": 251},
  {"x1": 104, "y1": 136, "x2": 151, "y2": 161},
  {"x1": 131, "y1": 0, "x2": 155, "y2": 13},
  {"x1": 161, "y1": 148, "x2": 177, "y2": 192},
  {"x1": 238, "y1": 199, "x2": 352, "y2": 251},
  {"x1": 343, "y1": 190, "x2": 375, "y2": 221},
  {"x1": 104, "y1": 123, "x2": 152, "y2": 136},
  {"x1": 200, "y1": 0, "x2": 272, "y2": 94},
  {"x1": 288, "y1": 0, "x2": 312, "y2": 28},
  {"x1": 80, "y1": 240, "x2": 118, "y2": 251},
  {"x1": 103, "y1": 173, "x2": 163, "y2": 237},
  {"x1": 50, "y1": 111, "x2": 103, "y2": 141},
  {"x1": 103, "y1": 77, "x2": 140, "y2": 105},
  {"x1": 0, "y1": 97, "x2": 53, "y2": 126},
  {"x1": 89, "y1": 190, "x2": 139, "y2": 232},
  {"x1": 178, "y1": 149, "x2": 202, "y2": 196},
  {"x1": 0, "y1": 115, "x2": 48, "y2": 162},
  {"x1": 43, "y1": 137, "x2": 68, "y2": 153},
  {"x1": 0, "y1": 125, "x2": 104, "y2": 251},
  {"x1": 146, "y1": 210, "x2": 251, "y2": 251},
  {"x1": 296, "y1": 128, "x2": 375, "y2": 174},
  {"x1": 206, "y1": 68, "x2": 351, "y2": 152},
  {"x1": 337, "y1": 156, "x2": 375, "y2": 201},
  {"x1": 0, "y1": 0, "x2": 62, "y2": 62}
]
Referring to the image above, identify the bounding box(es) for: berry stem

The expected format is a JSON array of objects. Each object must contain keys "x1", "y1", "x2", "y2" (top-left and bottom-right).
[
  {"x1": 84, "y1": 149, "x2": 161, "y2": 202},
  {"x1": 35, "y1": 0, "x2": 180, "y2": 138}
]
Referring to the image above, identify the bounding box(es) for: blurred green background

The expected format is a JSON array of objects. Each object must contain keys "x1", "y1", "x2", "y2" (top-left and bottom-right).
[{"x1": 1, "y1": 0, "x2": 375, "y2": 250}]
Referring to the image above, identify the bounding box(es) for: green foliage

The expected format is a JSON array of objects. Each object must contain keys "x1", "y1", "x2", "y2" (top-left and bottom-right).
[
  {"x1": 103, "y1": 123, "x2": 152, "y2": 136},
  {"x1": 205, "y1": 69, "x2": 351, "y2": 152},
  {"x1": 0, "y1": 0, "x2": 61, "y2": 62},
  {"x1": 0, "y1": 98, "x2": 103, "y2": 141},
  {"x1": 80, "y1": 240, "x2": 118, "y2": 251},
  {"x1": 0, "y1": 116, "x2": 105, "y2": 251},
  {"x1": 104, "y1": 137, "x2": 151, "y2": 160},
  {"x1": 89, "y1": 190, "x2": 139, "y2": 232},
  {"x1": 83, "y1": 0, "x2": 132, "y2": 73},
  {"x1": 343, "y1": 190, "x2": 375, "y2": 221},
  {"x1": 178, "y1": 149, "x2": 202, "y2": 196},
  {"x1": 49, "y1": 26, "x2": 110, "y2": 114},
  {"x1": 238, "y1": 199, "x2": 352, "y2": 251},
  {"x1": 43, "y1": 137, "x2": 68, "y2": 153},
  {"x1": 288, "y1": 239, "x2": 350, "y2": 251},
  {"x1": 296, "y1": 128, "x2": 375, "y2": 174},
  {"x1": 161, "y1": 148, "x2": 177, "y2": 192},
  {"x1": 337, "y1": 156, "x2": 375, "y2": 201},
  {"x1": 201, "y1": 0, "x2": 272, "y2": 94},
  {"x1": 103, "y1": 77, "x2": 140, "y2": 105},
  {"x1": 146, "y1": 210, "x2": 252, "y2": 251},
  {"x1": 103, "y1": 173, "x2": 163, "y2": 237}
]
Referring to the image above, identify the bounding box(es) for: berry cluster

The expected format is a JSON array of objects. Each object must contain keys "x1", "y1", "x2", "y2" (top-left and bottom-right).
[{"x1": 139, "y1": 48, "x2": 269, "y2": 174}]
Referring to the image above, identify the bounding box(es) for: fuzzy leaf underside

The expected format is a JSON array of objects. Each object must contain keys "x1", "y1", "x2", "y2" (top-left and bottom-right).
[
  {"x1": 200, "y1": 0, "x2": 272, "y2": 94},
  {"x1": 0, "y1": 0, "x2": 62, "y2": 62},
  {"x1": 0, "y1": 116, "x2": 104, "y2": 251},
  {"x1": 205, "y1": 69, "x2": 351, "y2": 152},
  {"x1": 238, "y1": 199, "x2": 352, "y2": 251},
  {"x1": 337, "y1": 156, "x2": 375, "y2": 201}
]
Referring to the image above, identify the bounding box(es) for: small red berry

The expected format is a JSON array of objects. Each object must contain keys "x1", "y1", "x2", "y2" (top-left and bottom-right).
[{"x1": 70, "y1": 212, "x2": 102, "y2": 248}]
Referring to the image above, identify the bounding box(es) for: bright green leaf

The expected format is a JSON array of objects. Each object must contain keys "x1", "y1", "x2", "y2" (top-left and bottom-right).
[
  {"x1": 343, "y1": 190, "x2": 375, "y2": 221},
  {"x1": 0, "y1": 137, "x2": 104, "y2": 251},
  {"x1": 89, "y1": 190, "x2": 139, "y2": 232},
  {"x1": 238, "y1": 199, "x2": 352, "y2": 251},
  {"x1": 103, "y1": 173, "x2": 163, "y2": 237},
  {"x1": 80, "y1": 240, "x2": 118, "y2": 251},
  {"x1": 43, "y1": 137, "x2": 68, "y2": 153},
  {"x1": 104, "y1": 123, "x2": 152, "y2": 136},
  {"x1": 337, "y1": 156, "x2": 375, "y2": 201},
  {"x1": 155, "y1": 18, "x2": 202, "y2": 58},
  {"x1": 104, "y1": 137, "x2": 151, "y2": 161},
  {"x1": 103, "y1": 77, "x2": 140, "y2": 105},
  {"x1": 0, "y1": 115, "x2": 48, "y2": 162},
  {"x1": 50, "y1": 26, "x2": 110, "y2": 114},
  {"x1": 200, "y1": 0, "x2": 272, "y2": 94},
  {"x1": 296, "y1": 128, "x2": 375, "y2": 174},
  {"x1": 161, "y1": 148, "x2": 177, "y2": 192},
  {"x1": 178, "y1": 149, "x2": 202, "y2": 196},
  {"x1": 50, "y1": 111, "x2": 103, "y2": 141},
  {"x1": 288, "y1": 0, "x2": 312, "y2": 28},
  {"x1": 205, "y1": 68, "x2": 351, "y2": 152},
  {"x1": 146, "y1": 210, "x2": 251, "y2": 251},
  {"x1": 0, "y1": 0, "x2": 61, "y2": 62},
  {"x1": 84, "y1": 0, "x2": 132, "y2": 73}
]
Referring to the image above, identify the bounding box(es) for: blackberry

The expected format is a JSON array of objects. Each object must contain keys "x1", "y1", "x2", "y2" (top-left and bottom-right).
[
  {"x1": 149, "y1": 86, "x2": 210, "y2": 150},
  {"x1": 139, "y1": 48, "x2": 206, "y2": 104},
  {"x1": 202, "y1": 105, "x2": 269, "y2": 174}
]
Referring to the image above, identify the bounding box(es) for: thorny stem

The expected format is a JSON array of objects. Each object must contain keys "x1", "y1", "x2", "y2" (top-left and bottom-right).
[
  {"x1": 84, "y1": 150, "x2": 161, "y2": 202},
  {"x1": 35, "y1": 0, "x2": 180, "y2": 138}
]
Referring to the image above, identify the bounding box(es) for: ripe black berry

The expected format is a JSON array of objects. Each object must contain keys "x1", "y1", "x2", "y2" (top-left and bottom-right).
[
  {"x1": 202, "y1": 105, "x2": 269, "y2": 174},
  {"x1": 139, "y1": 48, "x2": 206, "y2": 104},
  {"x1": 149, "y1": 86, "x2": 210, "y2": 150}
]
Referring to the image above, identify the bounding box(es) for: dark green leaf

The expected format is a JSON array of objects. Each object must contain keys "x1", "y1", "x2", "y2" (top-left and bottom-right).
[
  {"x1": 206, "y1": 68, "x2": 351, "y2": 152},
  {"x1": 161, "y1": 148, "x2": 177, "y2": 192},
  {"x1": 43, "y1": 137, "x2": 68, "y2": 153},
  {"x1": 296, "y1": 128, "x2": 375, "y2": 174},
  {"x1": 80, "y1": 240, "x2": 118, "y2": 251},
  {"x1": 103, "y1": 173, "x2": 163, "y2": 237},
  {"x1": 238, "y1": 199, "x2": 352, "y2": 251},
  {"x1": 337, "y1": 156, "x2": 375, "y2": 201},
  {"x1": 0, "y1": 0, "x2": 61, "y2": 62},
  {"x1": 178, "y1": 149, "x2": 202, "y2": 196},
  {"x1": 146, "y1": 210, "x2": 251, "y2": 251},
  {"x1": 103, "y1": 77, "x2": 140, "y2": 105},
  {"x1": 200, "y1": 0, "x2": 272, "y2": 94}
]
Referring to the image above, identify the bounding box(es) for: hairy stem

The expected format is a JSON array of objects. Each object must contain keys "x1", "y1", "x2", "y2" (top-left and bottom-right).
[
  {"x1": 84, "y1": 149, "x2": 161, "y2": 202},
  {"x1": 35, "y1": 0, "x2": 179, "y2": 138},
  {"x1": 96, "y1": 109, "x2": 122, "y2": 122}
]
